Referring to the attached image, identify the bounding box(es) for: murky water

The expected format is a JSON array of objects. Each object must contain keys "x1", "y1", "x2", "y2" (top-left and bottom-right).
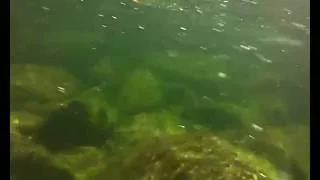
[{"x1": 10, "y1": 0, "x2": 309, "y2": 179}]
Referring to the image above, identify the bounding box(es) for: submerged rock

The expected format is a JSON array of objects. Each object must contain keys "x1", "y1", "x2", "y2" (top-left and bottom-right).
[
  {"x1": 240, "y1": 94, "x2": 290, "y2": 126},
  {"x1": 10, "y1": 64, "x2": 80, "y2": 102},
  {"x1": 89, "y1": 57, "x2": 118, "y2": 83},
  {"x1": 118, "y1": 69, "x2": 163, "y2": 113},
  {"x1": 75, "y1": 86, "x2": 114, "y2": 126},
  {"x1": 10, "y1": 126, "x2": 74, "y2": 180},
  {"x1": 10, "y1": 111, "x2": 44, "y2": 136},
  {"x1": 181, "y1": 104, "x2": 244, "y2": 131},
  {"x1": 108, "y1": 132, "x2": 288, "y2": 180},
  {"x1": 118, "y1": 110, "x2": 186, "y2": 145},
  {"x1": 52, "y1": 146, "x2": 109, "y2": 180},
  {"x1": 146, "y1": 53, "x2": 229, "y2": 83}
]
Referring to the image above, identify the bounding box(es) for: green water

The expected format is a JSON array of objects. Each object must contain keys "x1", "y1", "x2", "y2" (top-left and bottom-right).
[{"x1": 10, "y1": 0, "x2": 309, "y2": 179}]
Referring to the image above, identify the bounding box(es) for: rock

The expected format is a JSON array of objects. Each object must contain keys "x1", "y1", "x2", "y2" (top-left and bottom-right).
[
  {"x1": 89, "y1": 57, "x2": 118, "y2": 83},
  {"x1": 11, "y1": 127, "x2": 48, "y2": 162},
  {"x1": 118, "y1": 69, "x2": 163, "y2": 113},
  {"x1": 12, "y1": 153, "x2": 75, "y2": 180},
  {"x1": 51, "y1": 146, "x2": 109, "y2": 180},
  {"x1": 240, "y1": 94, "x2": 290, "y2": 126},
  {"x1": 11, "y1": 64, "x2": 80, "y2": 102},
  {"x1": 181, "y1": 103, "x2": 245, "y2": 131},
  {"x1": 162, "y1": 82, "x2": 198, "y2": 107},
  {"x1": 34, "y1": 101, "x2": 111, "y2": 151},
  {"x1": 12, "y1": 101, "x2": 66, "y2": 118},
  {"x1": 10, "y1": 127, "x2": 74, "y2": 180},
  {"x1": 108, "y1": 133, "x2": 288, "y2": 180},
  {"x1": 10, "y1": 111, "x2": 44, "y2": 136},
  {"x1": 75, "y1": 87, "x2": 112, "y2": 126},
  {"x1": 253, "y1": 125, "x2": 310, "y2": 180},
  {"x1": 118, "y1": 110, "x2": 186, "y2": 145},
  {"x1": 146, "y1": 53, "x2": 229, "y2": 83}
]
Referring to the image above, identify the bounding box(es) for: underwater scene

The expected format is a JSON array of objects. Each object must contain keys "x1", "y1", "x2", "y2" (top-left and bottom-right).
[{"x1": 10, "y1": 0, "x2": 309, "y2": 179}]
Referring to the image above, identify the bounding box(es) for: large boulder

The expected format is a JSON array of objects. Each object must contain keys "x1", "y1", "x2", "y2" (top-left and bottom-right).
[
  {"x1": 103, "y1": 132, "x2": 289, "y2": 180},
  {"x1": 10, "y1": 124, "x2": 74, "y2": 180},
  {"x1": 10, "y1": 111, "x2": 44, "y2": 136},
  {"x1": 118, "y1": 69, "x2": 163, "y2": 113},
  {"x1": 51, "y1": 147, "x2": 109, "y2": 180},
  {"x1": 11, "y1": 64, "x2": 80, "y2": 102},
  {"x1": 117, "y1": 110, "x2": 186, "y2": 145}
]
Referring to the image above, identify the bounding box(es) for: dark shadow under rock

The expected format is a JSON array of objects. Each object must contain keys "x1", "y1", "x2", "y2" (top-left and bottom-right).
[{"x1": 34, "y1": 100, "x2": 111, "y2": 152}]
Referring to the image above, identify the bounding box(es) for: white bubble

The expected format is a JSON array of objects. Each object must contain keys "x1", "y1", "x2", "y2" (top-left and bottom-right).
[
  {"x1": 178, "y1": 125, "x2": 185, "y2": 128},
  {"x1": 138, "y1": 25, "x2": 145, "y2": 30},
  {"x1": 41, "y1": 6, "x2": 50, "y2": 11},
  {"x1": 251, "y1": 123, "x2": 263, "y2": 132},
  {"x1": 57, "y1": 86, "x2": 65, "y2": 94},
  {"x1": 98, "y1": 13, "x2": 104, "y2": 17},
  {"x1": 196, "y1": 9, "x2": 203, "y2": 14},
  {"x1": 200, "y1": 46, "x2": 207, "y2": 51},
  {"x1": 212, "y1": 28, "x2": 223, "y2": 32},
  {"x1": 180, "y1": 27, "x2": 187, "y2": 31},
  {"x1": 217, "y1": 72, "x2": 227, "y2": 78}
]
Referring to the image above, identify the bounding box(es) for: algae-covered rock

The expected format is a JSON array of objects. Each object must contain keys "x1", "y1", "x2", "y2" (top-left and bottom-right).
[
  {"x1": 163, "y1": 82, "x2": 198, "y2": 107},
  {"x1": 146, "y1": 53, "x2": 230, "y2": 83},
  {"x1": 89, "y1": 57, "x2": 117, "y2": 83},
  {"x1": 75, "y1": 87, "x2": 112, "y2": 127},
  {"x1": 240, "y1": 94, "x2": 290, "y2": 126},
  {"x1": 118, "y1": 110, "x2": 186, "y2": 145},
  {"x1": 11, "y1": 126, "x2": 48, "y2": 162},
  {"x1": 52, "y1": 146, "x2": 109, "y2": 180},
  {"x1": 252, "y1": 125, "x2": 310, "y2": 180},
  {"x1": 11, "y1": 64, "x2": 80, "y2": 101},
  {"x1": 111, "y1": 133, "x2": 288, "y2": 180},
  {"x1": 181, "y1": 103, "x2": 245, "y2": 131},
  {"x1": 10, "y1": 111, "x2": 44, "y2": 136},
  {"x1": 10, "y1": 126, "x2": 74, "y2": 180},
  {"x1": 12, "y1": 100, "x2": 66, "y2": 118},
  {"x1": 118, "y1": 69, "x2": 163, "y2": 113}
]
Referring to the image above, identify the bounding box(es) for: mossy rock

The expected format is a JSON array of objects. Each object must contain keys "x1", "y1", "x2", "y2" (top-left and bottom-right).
[
  {"x1": 118, "y1": 69, "x2": 163, "y2": 113},
  {"x1": 10, "y1": 111, "x2": 44, "y2": 136},
  {"x1": 89, "y1": 57, "x2": 118, "y2": 83},
  {"x1": 10, "y1": 129, "x2": 74, "y2": 180},
  {"x1": 146, "y1": 52, "x2": 230, "y2": 82},
  {"x1": 10, "y1": 127, "x2": 48, "y2": 162},
  {"x1": 11, "y1": 64, "x2": 80, "y2": 101},
  {"x1": 118, "y1": 110, "x2": 186, "y2": 145},
  {"x1": 181, "y1": 102, "x2": 245, "y2": 131},
  {"x1": 11, "y1": 100, "x2": 66, "y2": 118},
  {"x1": 75, "y1": 87, "x2": 111, "y2": 128},
  {"x1": 240, "y1": 94, "x2": 290, "y2": 126},
  {"x1": 51, "y1": 146, "x2": 109, "y2": 180},
  {"x1": 260, "y1": 125, "x2": 310, "y2": 180},
  {"x1": 109, "y1": 132, "x2": 289, "y2": 180}
]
